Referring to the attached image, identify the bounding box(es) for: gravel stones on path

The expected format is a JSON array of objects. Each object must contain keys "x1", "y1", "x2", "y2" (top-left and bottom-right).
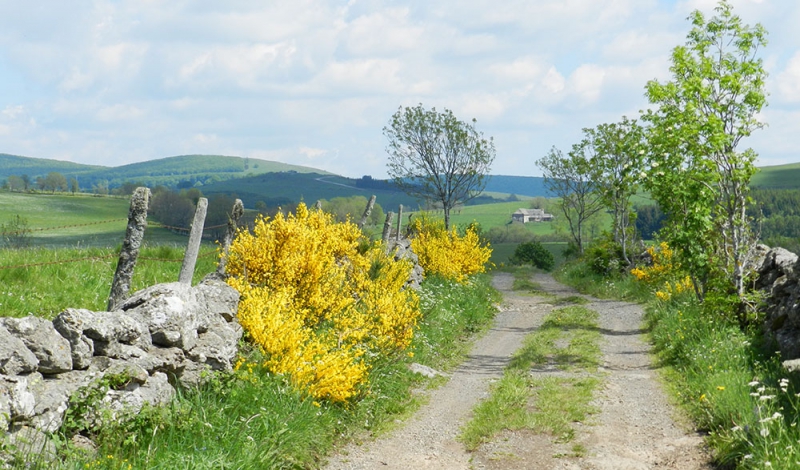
[{"x1": 325, "y1": 272, "x2": 712, "y2": 470}]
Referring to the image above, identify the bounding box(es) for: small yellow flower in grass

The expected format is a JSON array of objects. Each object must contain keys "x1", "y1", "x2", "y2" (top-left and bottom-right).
[
  {"x1": 313, "y1": 401, "x2": 321, "y2": 407},
  {"x1": 716, "y1": 386, "x2": 725, "y2": 391},
  {"x1": 407, "y1": 352, "x2": 414, "y2": 358},
  {"x1": 699, "y1": 394, "x2": 706, "y2": 401}
]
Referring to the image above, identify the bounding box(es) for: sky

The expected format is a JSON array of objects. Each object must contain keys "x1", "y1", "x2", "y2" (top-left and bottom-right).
[{"x1": 1, "y1": 0, "x2": 799, "y2": 179}]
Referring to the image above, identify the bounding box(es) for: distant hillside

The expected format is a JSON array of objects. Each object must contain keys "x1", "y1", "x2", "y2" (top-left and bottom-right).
[
  {"x1": 200, "y1": 173, "x2": 423, "y2": 211},
  {"x1": 0, "y1": 153, "x2": 331, "y2": 190},
  {"x1": 483, "y1": 175, "x2": 551, "y2": 198},
  {"x1": 751, "y1": 163, "x2": 800, "y2": 189},
  {"x1": 0, "y1": 154, "x2": 104, "y2": 178}
]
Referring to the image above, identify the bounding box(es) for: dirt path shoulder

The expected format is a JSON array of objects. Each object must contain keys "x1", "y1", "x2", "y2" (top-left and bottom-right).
[{"x1": 324, "y1": 272, "x2": 713, "y2": 470}]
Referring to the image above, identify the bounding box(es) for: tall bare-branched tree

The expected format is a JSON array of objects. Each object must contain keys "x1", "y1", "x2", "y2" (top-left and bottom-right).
[
  {"x1": 537, "y1": 146, "x2": 604, "y2": 254},
  {"x1": 384, "y1": 104, "x2": 495, "y2": 229}
]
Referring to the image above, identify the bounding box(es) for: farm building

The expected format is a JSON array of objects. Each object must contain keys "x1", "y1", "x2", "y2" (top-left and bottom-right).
[{"x1": 511, "y1": 208, "x2": 554, "y2": 223}]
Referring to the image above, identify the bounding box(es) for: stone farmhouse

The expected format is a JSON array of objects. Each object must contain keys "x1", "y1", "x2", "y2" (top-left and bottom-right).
[{"x1": 511, "y1": 208, "x2": 554, "y2": 223}]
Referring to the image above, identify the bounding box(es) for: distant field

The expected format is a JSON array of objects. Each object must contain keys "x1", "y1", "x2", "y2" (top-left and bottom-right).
[
  {"x1": 418, "y1": 201, "x2": 560, "y2": 236},
  {"x1": 0, "y1": 192, "x2": 208, "y2": 248},
  {"x1": 751, "y1": 162, "x2": 800, "y2": 189}
]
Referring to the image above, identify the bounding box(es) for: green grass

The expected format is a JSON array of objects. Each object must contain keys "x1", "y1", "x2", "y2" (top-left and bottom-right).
[
  {"x1": 554, "y1": 260, "x2": 650, "y2": 302},
  {"x1": 0, "y1": 245, "x2": 219, "y2": 319},
  {"x1": 461, "y1": 305, "x2": 602, "y2": 450},
  {"x1": 0, "y1": 191, "x2": 211, "y2": 248}
]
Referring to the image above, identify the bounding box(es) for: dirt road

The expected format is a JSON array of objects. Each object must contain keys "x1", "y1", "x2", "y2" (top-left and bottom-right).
[{"x1": 324, "y1": 272, "x2": 712, "y2": 469}]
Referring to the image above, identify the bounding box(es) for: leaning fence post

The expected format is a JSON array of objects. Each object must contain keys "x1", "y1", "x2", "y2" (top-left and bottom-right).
[
  {"x1": 382, "y1": 212, "x2": 394, "y2": 242},
  {"x1": 358, "y1": 195, "x2": 377, "y2": 229},
  {"x1": 107, "y1": 187, "x2": 150, "y2": 311},
  {"x1": 216, "y1": 199, "x2": 244, "y2": 276},
  {"x1": 396, "y1": 204, "x2": 403, "y2": 241},
  {"x1": 178, "y1": 197, "x2": 208, "y2": 284}
]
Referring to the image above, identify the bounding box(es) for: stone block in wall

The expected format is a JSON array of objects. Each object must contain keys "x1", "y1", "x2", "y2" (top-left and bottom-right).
[
  {"x1": 131, "y1": 347, "x2": 185, "y2": 376},
  {"x1": 52, "y1": 309, "x2": 96, "y2": 370},
  {"x1": 1, "y1": 317, "x2": 72, "y2": 374},
  {"x1": 1, "y1": 375, "x2": 35, "y2": 426},
  {"x1": 119, "y1": 282, "x2": 200, "y2": 350},
  {"x1": 0, "y1": 326, "x2": 38, "y2": 376},
  {"x1": 26, "y1": 371, "x2": 95, "y2": 433},
  {"x1": 196, "y1": 274, "x2": 240, "y2": 324}
]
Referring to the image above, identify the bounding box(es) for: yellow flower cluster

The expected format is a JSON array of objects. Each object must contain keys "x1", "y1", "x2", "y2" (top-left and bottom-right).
[
  {"x1": 630, "y1": 242, "x2": 677, "y2": 285},
  {"x1": 631, "y1": 242, "x2": 692, "y2": 301},
  {"x1": 654, "y1": 276, "x2": 693, "y2": 301},
  {"x1": 409, "y1": 217, "x2": 492, "y2": 283},
  {"x1": 226, "y1": 203, "x2": 420, "y2": 403}
]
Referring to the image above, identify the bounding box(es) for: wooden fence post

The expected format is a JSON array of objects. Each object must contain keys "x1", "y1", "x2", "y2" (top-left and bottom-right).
[
  {"x1": 178, "y1": 197, "x2": 208, "y2": 284},
  {"x1": 382, "y1": 212, "x2": 394, "y2": 242},
  {"x1": 358, "y1": 195, "x2": 377, "y2": 229},
  {"x1": 107, "y1": 187, "x2": 150, "y2": 311},
  {"x1": 396, "y1": 204, "x2": 403, "y2": 241},
  {"x1": 216, "y1": 199, "x2": 244, "y2": 276}
]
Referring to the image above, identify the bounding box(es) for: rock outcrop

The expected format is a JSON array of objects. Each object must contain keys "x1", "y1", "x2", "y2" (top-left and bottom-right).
[{"x1": 0, "y1": 275, "x2": 241, "y2": 462}]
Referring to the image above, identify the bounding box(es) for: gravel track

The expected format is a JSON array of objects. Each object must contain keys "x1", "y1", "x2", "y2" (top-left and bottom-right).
[{"x1": 324, "y1": 272, "x2": 713, "y2": 469}]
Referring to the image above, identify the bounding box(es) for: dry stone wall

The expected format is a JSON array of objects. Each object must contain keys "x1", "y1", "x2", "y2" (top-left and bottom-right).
[
  {"x1": 0, "y1": 274, "x2": 241, "y2": 459},
  {"x1": 755, "y1": 246, "x2": 800, "y2": 360}
]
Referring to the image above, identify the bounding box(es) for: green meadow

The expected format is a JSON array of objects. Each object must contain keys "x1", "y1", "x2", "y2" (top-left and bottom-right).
[{"x1": 0, "y1": 192, "x2": 207, "y2": 248}]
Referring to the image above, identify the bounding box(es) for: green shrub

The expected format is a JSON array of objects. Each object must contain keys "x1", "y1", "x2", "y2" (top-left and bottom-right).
[{"x1": 510, "y1": 240, "x2": 554, "y2": 271}]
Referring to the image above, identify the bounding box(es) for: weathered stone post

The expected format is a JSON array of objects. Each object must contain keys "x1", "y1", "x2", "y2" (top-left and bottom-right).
[
  {"x1": 396, "y1": 204, "x2": 404, "y2": 241},
  {"x1": 107, "y1": 187, "x2": 150, "y2": 311},
  {"x1": 315, "y1": 200, "x2": 322, "y2": 211},
  {"x1": 382, "y1": 212, "x2": 394, "y2": 242},
  {"x1": 216, "y1": 199, "x2": 244, "y2": 276},
  {"x1": 178, "y1": 197, "x2": 208, "y2": 284},
  {"x1": 358, "y1": 195, "x2": 377, "y2": 229}
]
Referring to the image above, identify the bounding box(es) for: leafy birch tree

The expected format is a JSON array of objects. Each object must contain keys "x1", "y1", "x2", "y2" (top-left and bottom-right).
[
  {"x1": 643, "y1": 0, "x2": 767, "y2": 301},
  {"x1": 537, "y1": 146, "x2": 604, "y2": 254},
  {"x1": 582, "y1": 117, "x2": 646, "y2": 266},
  {"x1": 384, "y1": 104, "x2": 496, "y2": 229}
]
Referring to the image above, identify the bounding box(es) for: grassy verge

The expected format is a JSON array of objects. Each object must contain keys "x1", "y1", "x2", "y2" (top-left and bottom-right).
[
  {"x1": 22, "y1": 273, "x2": 498, "y2": 469},
  {"x1": 557, "y1": 259, "x2": 800, "y2": 469},
  {"x1": 555, "y1": 260, "x2": 650, "y2": 302},
  {"x1": 460, "y1": 305, "x2": 601, "y2": 452},
  {"x1": 0, "y1": 245, "x2": 219, "y2": 319}
]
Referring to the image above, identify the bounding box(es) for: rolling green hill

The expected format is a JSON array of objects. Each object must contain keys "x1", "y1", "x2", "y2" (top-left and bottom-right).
[
  {"x1": 751, "y1": 162, "x2": 800, "y2": 189},
  {"x1": 0, "y1": 153, "x2": 332, "y2": 192},
  {"x1": 0, "y1": 153, "x2": 104, "y2": 179},
  {"x1": 199, "y1": 172, "x2": 422, "y2": 211}
]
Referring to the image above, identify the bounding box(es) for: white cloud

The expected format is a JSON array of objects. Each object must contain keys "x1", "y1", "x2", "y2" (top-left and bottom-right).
[
  {"x1": 775, "y1": 51, "x2": 800, "y2": 103},
  {"x1": 0, "y1": 0, "x2": 798, "y2": 176},
  {"x1": 568, "y1": 64, "x2": 607, "y2": 105}
]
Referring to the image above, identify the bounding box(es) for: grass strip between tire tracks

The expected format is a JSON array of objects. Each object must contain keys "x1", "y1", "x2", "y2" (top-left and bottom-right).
[{"x1": 460, "y1": 294, "x2": 603, "y2": 453}]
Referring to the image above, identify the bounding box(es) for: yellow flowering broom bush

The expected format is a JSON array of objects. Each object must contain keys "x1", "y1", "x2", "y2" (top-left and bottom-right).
[
  {"x1": 630, "y1": 241, "x2": 692, "y2": 301},
  {"x1": 409, "y1": 215, "x2": 492, "y2": 283},
  {"x1": 226, "y1": 203, "x2": 419, "y2": 403}
]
